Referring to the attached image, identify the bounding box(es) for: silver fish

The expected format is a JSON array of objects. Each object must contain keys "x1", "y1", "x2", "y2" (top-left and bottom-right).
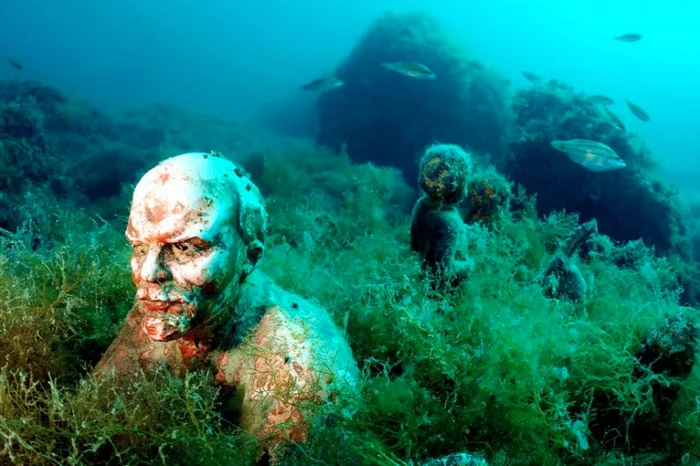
[
  {"x1": 522, "y1": 71, "x2": 542, "y2": 82},
  {"x1": 299, "y1": 76, "x2": 344, "y2": 93},
  {"x1": 469, "y1": 60, "x2": 489, "y2": 70},
  {"x1": 626, "y1": 99, "x2": 650, "y2": 121},
  {"x1": 603, "y1": 106, "x2": 626, "y2": 131},
  {"x1": 551, "y1": 139, "x2": 626, "y2": 172},
  {"x1": 7, "y1": 58, "x2": 24, "y2": 70},
  {"x1": 589, "y1": 94, "x2": 614, "y2": 105},
  {"x1": 381, "y1": 61, "x2": 436, "y2": 79},
  {"x1": 512, "y1": 96, "x2": 529, "y2": 107},
  {"x1": 614, "y1": 33, "x2": 642, "y2": 42}
]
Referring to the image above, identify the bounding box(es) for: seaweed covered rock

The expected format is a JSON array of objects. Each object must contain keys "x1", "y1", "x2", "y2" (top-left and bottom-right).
[
  {"x1": 638, "y1": 312, "x2": 698, "y2": 392},
  {"x1": 0, "y1": 80, "x2": 119, "y2": 143},
  {"x1": 0, "y1": 85, "x2": 70, "y2": 230},
  {"x1": 116, "y1": 103, "x2": 253, "y2": 154},
  {"x1": 0, "y1": 80, "x2": 145, "y2": 214},
  {"x1": 411, "y1": 143, "x2": 474, "y2": 288},
  {"x1": 317, "y1": 11, "x2": 510, "y2": 185},
  {"x1": 0, "y1": 95, "x2": 52, "y2": 189},
  {"x1": 0, "y1": 80, "x2": 259, "y2": 220},
  {"x1": 507, "y1": 79, "x2": 699, "y2": 304},
  {"x1": 588, "y1": 311, "x2": 698, "y2": 459}
]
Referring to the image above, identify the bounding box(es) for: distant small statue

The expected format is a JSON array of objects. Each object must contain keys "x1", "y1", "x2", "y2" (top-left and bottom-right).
[
  {"x1": 540, "y1": 219, "x2": 598, "y2": 302},
  {"x1": 411, "y1": 143, "x2": 474, "y2": 288},
  {"x1": 93, "y1": 152, "x2": 359, "y2": 463}
]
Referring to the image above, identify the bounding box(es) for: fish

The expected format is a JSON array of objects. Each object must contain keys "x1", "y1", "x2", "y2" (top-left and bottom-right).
[
  {"x1": 589, "y1": 94, "x2": 614, "y2": 105},
  {"x1": 602, "y1": 106, "x2": 626, "y2": 131},
  {"x1": 468, "y1": 60, "x2": 489, "y2": 70},
  {"x1": 614, "y1": 33, "x2": 643, "y2": 42},
  {"x1": 521, "y1": 71, "x2": 542, "y2": 82},
  {"x1": 381, "y1": 61, "x2": 436, "y2": 79},
  {"x1": 299, "y1": 76, "x2": 344, "y2": 93},
  {"x1": 626, "y1": 99, "x2": 650, "y2": 121},
  {"x1": 512, "y1": 96, "x2": 529, "y2": 107},
  {"x1": 551, "y1": 139, "x2": 627, "y2": 172},
  {"x1": 7, "y1": 58, "x2": 24, "y2": 70}
]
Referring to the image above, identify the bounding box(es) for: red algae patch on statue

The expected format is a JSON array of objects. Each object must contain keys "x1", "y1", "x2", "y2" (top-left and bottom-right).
[
  {"x1": 177, "y1": 336, "x2": 212, "y2": 363},
  {"x1": 144, "y1": 197, "x2": 169, "y2": 223},
  {"x1": 157, "y1": 171, "x2": 171, "y2": 184},
  {"x1": 259, "y1": 394, "x2": 309, "y2": 444},
  {"x1": 215, "y1": 352, "x2": 230, "y2": 383},
  {"x1": 241, "y1": 305, "x2": 329, "y2": 446},
  {"x1": 172, "y1": 201, "x2": 185, "y2": 214},
  {"x1": 248, "y1": 351, "x2": 324, "y2": 446}
]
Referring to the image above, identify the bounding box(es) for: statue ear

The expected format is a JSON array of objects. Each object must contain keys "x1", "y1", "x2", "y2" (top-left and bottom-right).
[
  {"x1": 238, "y1": 198, "x2": 266, "y2": 282},
  {"x1": 246, "y1": 240, "x2": 264, "y2": 266},
  {"x1": 238, "y1": 198, "x2": 267, "y2": 245},
  {"x1": 240, "y1": 240, "x2": 264, "y2": 283}
]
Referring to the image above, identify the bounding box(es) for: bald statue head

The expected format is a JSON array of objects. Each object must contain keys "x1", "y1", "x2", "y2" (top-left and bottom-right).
[{"x1": 126, "y1": 152, "x2": 267, "y2": 342}]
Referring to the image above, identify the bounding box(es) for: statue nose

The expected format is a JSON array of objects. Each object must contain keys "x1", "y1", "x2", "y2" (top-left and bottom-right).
[{"x1": 141, "y1": 249, "x2": 170, "y2": 283}]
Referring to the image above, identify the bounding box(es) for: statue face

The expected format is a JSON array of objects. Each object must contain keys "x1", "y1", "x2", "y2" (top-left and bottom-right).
[{"x1": 125, "y1": 153, "x2": 251, "y2": 342}]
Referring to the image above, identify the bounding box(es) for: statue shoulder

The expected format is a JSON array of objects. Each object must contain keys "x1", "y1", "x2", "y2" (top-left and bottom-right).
[{"x1": 239, "y1": 273, "x2": 360, "y2": 384}]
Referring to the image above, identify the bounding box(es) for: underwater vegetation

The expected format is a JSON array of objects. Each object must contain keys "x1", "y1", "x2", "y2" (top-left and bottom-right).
[
  {"x1": 0, "y1": 76, "x2": 700, "y2": 465},
  {"x1": 1, "y1": 10, "x2": 700, "y2": 466}
]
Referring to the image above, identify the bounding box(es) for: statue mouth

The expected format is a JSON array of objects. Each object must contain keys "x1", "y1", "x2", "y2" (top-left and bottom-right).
[
  {"x1": 140, "y1": 300, "x2": 184, "y2": 313},
  {"x1": 139, "y1": 300, "x2": 193, "y2": 341}
]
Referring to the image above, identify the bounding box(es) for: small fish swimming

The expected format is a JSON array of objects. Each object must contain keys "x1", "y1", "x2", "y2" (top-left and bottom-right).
[
  {"x1": 468, "y1": 60, "x2": 489, "y2": 70},
  {"x1": 521, "y1": 71, "x2": 542, "y2": 82},
  {"x1": 7, "y1": 58, "x2": 24, "y2": 70},
  {"x1": 381, "y1": 61, "x2": 436, "y2": 79},
  {"x1": 626, "y1": 99, "x2": 650, "y2": 121},
  {"x1": 512, "y1": 96, "x2": 529, "y2": 107},
  {"x1": 589, "y1": 94, "x2": 614, "y2": 105},
  {"x1": 603, "y1": 107, "x2": 626, "y2": 131},
  {"x1": 551, "y1": 139, "x2": 626, "y2": 172},
  {"x1": 299, "y1": 76, "x2": 344, "y2": 93},
  {"x1": 614, "y1": 33, "x2": 643, "y2": 42}
]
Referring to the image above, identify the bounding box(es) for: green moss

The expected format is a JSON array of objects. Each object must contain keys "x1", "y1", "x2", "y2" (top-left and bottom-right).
[{"x1": 0, "y1": 367, "x2": 259, "y2": 465}]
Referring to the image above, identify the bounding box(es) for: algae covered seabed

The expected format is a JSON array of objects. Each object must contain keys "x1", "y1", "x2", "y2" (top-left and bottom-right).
[{"x1": 2, "y1": 12, "x2": 700, "y2": 466}]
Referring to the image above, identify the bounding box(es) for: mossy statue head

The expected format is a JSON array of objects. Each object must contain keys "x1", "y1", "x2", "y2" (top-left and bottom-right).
[
  {"x1": 418, "y1": 143, "x2": 472, "y2": 204},
  {"x1": 126, "y1": 151, "x2": 267, "y2": 342}
]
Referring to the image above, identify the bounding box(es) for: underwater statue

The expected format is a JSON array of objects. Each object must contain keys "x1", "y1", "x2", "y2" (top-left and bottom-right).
[
  {"x1": 93, "y1": 152, "x2": 359, "y2": 463},
  {"x1": 540, "y1": 219, "x2": 598, "y2": 302},
  {"x1": 410, "y1": 143, "x2": 474, "y2": 288}
]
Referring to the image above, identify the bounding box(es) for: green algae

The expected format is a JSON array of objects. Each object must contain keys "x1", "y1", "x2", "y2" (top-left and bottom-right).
[{"x1": 0, "y1": 138, "x2": 697, "y2": 465}]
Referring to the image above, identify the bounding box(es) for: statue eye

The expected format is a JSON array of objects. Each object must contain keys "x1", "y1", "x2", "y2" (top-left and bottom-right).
[
  {"x1": 173, "y1": 242, "x2": 191, "y2": 253},
  {"x1": 171, "y1": 238, "x2": 210, "y2": 258},
  {"x1": 132, "y1": 243, "x2": 149, "y2": 257}
]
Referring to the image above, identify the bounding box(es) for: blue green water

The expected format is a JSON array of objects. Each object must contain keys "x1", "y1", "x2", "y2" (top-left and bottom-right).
[{"x1": 1, "y1": 0, "x2": 697, "y2": 191}]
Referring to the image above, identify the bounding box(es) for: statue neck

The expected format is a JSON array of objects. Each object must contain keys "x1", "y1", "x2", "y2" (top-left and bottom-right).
[{"x1": 205, "y1": 270, "x2": 270, "y2": 350}]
